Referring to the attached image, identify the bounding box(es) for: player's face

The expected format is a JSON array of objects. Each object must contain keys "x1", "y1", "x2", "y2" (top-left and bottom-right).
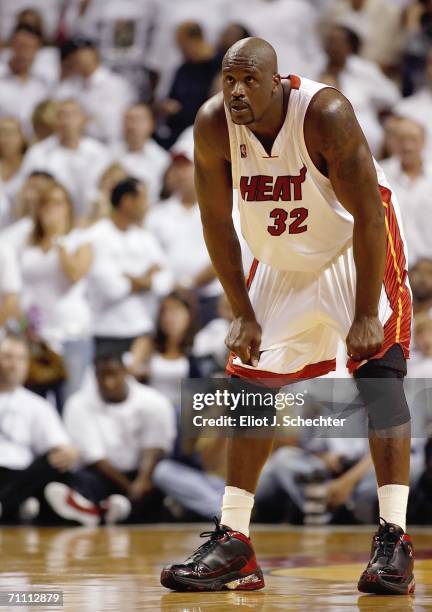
[{"x1": 222, "y1": 61, "x2": 275, "y2": 126}]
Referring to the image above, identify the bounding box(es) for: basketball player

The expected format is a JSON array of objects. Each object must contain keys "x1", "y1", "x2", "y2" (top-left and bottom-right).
[{"x1": 161, "y1": 38, "x2": 415, "y2": 596}]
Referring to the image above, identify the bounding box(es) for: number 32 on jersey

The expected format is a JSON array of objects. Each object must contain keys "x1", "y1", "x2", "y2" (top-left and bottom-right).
[{"x1": 267, "y1": 207, "x2": 308, "y2": 236}]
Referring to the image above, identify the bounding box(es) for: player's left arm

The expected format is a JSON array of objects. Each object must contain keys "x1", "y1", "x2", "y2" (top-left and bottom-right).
[{"x1": 305, "y1": 88, "x2": 386, "y2": 361}]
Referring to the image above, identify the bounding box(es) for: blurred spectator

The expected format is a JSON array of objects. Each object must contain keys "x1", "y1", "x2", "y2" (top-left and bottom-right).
[
  {"x1": 110, "y1": 104, "x2": 170, "y2": 205},
  {"x1": 0, "y1": 0, "x2": 61, "y2": 44},
  {"x1": 86, "y1": 178, "x2": 173, "y2": 356},
  {"x1": 85, "y1": 163, "x2": 128, "y2": 225},
  {"x1": 157, "y1": 22, "x2": 221, "y2": 148},
  {"x1": 19, "y1": 98, "x2": 110, "y2": 219},
  {"x1": 321, "y1": 0, "x2": 402, "y2": 71},
  {"x1": 380, "y1": 118, "x2": 432, "y2": 264},
  {"x1": 217, "y1": 23, "x2": 253, "y2": 56},
  {"x1": 192, "y1": 293, "x2": 233, "y2": 373},
  {"x1": 131, "y1": 291, "x2": 201, "y2": 407},
  {"x1": 55, "y1": 38, "x2": 136, "y2": 144},
  {"x1": 256, "y1": 440, "x2": 375, "y2": 524},
  {"x1": 0, "y1": 172, "x2": 54, "y2": 252},
  {"x1": 19, "y1": 182, "x2": 93, "y2": 408},
  {"x1": 319, "y1": 24, "x2": 400, "y2": 154},
  {"x1": 46, "y1": 350, "x2": 176, "y2": 526},
  {"x1": 0, "y1": 244, "x2": 21, "y2": 330},
  {"x1": 146, "y1": 0, "x2": 227, "y2": 100},
  {"x1": 0, "y1": 25, "x2": 49, "y2": 139},
  {"x1": 0, "y1": 117, "x2": 27, "y2": 213},
  {"x1": 408, "y1": 313, "x2": 432, "y2": 377},
  {"x1": 223, "y1": 0, "x2": 324, "y2": 78},
  {"x1": 31, "y1": 100, "x2": 58, "y2": 143},
  {"x1": 379, "y1": 115, "x2": 403, "y2": 160},
  {"x1": 402, "y1": 0, "x2": 432, "y2": 95},
  {"x1": 0, "y1": 334, "x2": 79, "y2": 524},
  {"x1": 394, "y1": 48, "x2": 432, "y2": 152},
  {"x1": 147, "y1": 128, "x2": 222, "y2": 324},
  {"x1": 409, "y1": 258, "x2": 432, "y2": 315}
]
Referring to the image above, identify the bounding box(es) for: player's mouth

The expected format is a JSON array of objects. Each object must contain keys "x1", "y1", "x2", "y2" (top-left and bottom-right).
[{"x1": 230, "y1": 102, "x2": 250, "y2": 114}]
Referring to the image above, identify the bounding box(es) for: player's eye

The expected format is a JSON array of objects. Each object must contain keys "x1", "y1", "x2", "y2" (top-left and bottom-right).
[
  {"x1": 245, "y1": 76, "x2": 255, "y2": 84},
  {"x1": 225, "y1": 75, "x2": 234, "y2": 84}
]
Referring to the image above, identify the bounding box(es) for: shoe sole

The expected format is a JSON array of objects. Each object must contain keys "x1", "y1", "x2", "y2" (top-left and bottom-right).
[
  {"x1": 161, "y1": 567, "x2": 265, "y2": 592},
  {"x1": 358, "y1": 574, "x2": 415, "y2": 595}
]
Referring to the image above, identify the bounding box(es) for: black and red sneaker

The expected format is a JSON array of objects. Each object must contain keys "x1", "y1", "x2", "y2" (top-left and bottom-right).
[
  {"x1": 160, "y1": 517, "x2": 264, "y2": 592},
  {"x1": 358, "y1": 518, "x2": 415, "y2": 595}
]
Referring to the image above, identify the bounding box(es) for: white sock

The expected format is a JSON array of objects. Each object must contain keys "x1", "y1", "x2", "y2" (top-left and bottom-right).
[
  {"x1": 220, "y1": 486, "x2": 254, "y2": 537},
  {"x1": 377, "y1": 484, "x2": 409, "y2": 532}
]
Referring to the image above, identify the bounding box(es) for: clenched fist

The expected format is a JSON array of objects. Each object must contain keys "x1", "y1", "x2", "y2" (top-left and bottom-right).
[
  {"x1": 225, "y1": 316, "x2": 262, "y2": 367},
  {"x1": 346, "y1": 315, "x2": 384, "y2": 361}
]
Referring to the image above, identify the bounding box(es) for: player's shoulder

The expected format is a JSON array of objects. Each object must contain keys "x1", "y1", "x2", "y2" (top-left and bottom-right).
[
  {"x1": 194, "y1": 93, "x2": 230, "y2": 160},
  {"x1": 306, "y1": 86, "x2": 355, "y2": 128}
]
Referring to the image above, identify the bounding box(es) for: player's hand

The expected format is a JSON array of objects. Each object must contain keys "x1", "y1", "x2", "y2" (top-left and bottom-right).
[
  {"x1": 346, "y1": 315, "x2": 384, "y2": 361},
  {"x1": 225, "y1": 316, "x2": 262, "y2": 367}
]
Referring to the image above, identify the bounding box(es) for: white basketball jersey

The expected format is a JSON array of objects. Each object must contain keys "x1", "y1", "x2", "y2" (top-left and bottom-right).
[{"x1": 226, "y1": 76, "x2": 361, "y2": 272}]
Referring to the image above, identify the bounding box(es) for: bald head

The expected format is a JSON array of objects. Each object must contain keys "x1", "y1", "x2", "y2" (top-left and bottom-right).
[{"x1": 223, "y1": 37, "x2": 278, "y2": 74}]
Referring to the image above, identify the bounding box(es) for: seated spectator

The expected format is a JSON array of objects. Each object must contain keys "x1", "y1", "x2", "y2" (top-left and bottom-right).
[
  {"x1": 0, "y1": 244, "x2": 21, "y2": 330},
  {"x1": 192, "y1": 293, "x2": 233, "y2": 374},
  {"x1": 321, "y1": 0, "x2": 402, "y2": 71},
  {"x1": 217, "y1": 23, "x2": 253, "y2": 56},
  {"x1": 156, "y1": 22, "x2": 221, "y2": 148},
  {"x1": 86, "y1": 178, "x2": 173, "y2": 356},
  {"x1": 55, "y1": 38, "x2": 136, "y2": 144},
  {"x1": 110, "y1": 104, "x2": 170, "y2": 205},
  {"x1": 408, "y1": 313, "x2": 432, "y2": 377},
  {"x1": 319, "y1": 24, "x2": 400, "y2": 155},
  {"x1": 0, "y1": 25, "x2": 49, "y2": 139},
  {"x1": 19, "y1": 98, "x2": 110, "y2": 220},
  {"x1": 0, "y1": 0, "x2": 61, "y2": 45},
  {"x1": 46, "y1": 350, "x2": 176, "y2": 526},
  {"x1": 380, "y1": 118, "x2": 432, "y2": 263},
  {"x1": 31, "y1": 99, "x2": 58, "y2": 143},
  {"x1": 130, "y1": 290, "x2": 201, "y2": 407},
  {"x1": 19, "y1": 181, "x2": 93, "y2": 408},
  {"x1": 0, "y1": 171, "x2": 54, "y2": 252},
  {"x1": 394, "y1": 48, "x2": 432, "y2": 152},
  {"x1": 85, "y1": 163, "x2": 128, "y2": 226},
  {"x1": 147, "y1": 129, "x2": 222, "y2": 325},
  {"x1": 0, "y1": 117, "x2": 27, "y2": 214},
  {"x1": 409, "y1": 258, "x2": 432, "y2": 316},
  {"x1": 0, "y1": 334, "x2": 79, "y2": 523}
]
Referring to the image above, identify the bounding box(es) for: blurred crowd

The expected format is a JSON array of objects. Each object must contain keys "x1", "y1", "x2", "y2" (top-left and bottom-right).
[{"x1": 1, "y1": 0, "x2": 432, "y2": 528}]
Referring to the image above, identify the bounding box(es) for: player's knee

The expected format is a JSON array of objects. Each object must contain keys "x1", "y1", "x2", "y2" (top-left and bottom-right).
[{"x1": 354, "y1": 362, "x2": 411, "y2": 430}]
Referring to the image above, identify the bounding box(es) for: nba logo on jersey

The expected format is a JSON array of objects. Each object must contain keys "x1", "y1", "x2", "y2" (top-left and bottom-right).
[{"x1": 240, "y1": 144, "x2": 247, "y2": 158}]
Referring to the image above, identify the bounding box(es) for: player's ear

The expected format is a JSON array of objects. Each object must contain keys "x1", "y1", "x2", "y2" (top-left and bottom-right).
[{"x1": 272, "y1": 73, "x2": 281, "y2": 93}]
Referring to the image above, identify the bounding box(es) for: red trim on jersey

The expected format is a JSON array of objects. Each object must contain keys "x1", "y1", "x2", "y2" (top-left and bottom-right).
[
  {"x1": 246, "y1": 258, "x2": 259, "y2": 289},
  {"x1": 288, "y1": 74, "x2": 301, "y2": 90},
  {"x1": 226, "y1": 354, "x2": 336, "y2": 388},
  {"x1": 347, "y1": 185, "x2": 412, "y2": 374}
]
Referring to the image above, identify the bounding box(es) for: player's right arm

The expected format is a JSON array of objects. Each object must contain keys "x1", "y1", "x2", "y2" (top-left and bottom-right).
[{"x1": 194, "y1": 95, "x2": 261, "y2": 366}]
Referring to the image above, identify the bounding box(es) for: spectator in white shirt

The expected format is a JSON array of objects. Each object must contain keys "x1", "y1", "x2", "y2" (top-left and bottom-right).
[
  {"x1": 55, "y1": 38, "x2": 136, "y2": 144},
  {"x1": 394, "y1": 48, "x2": 432, "y2": 154},
  {"x1": 46, "y1": 350, "x2": 176, "y2": 526},
  {"x1": 147, "y1": 128, "x2": 222, "y2": 325},
  {"x1": 409, "y1": 259, "x2": 432, "y2": 317},
  {"x1": 20, "y1": 181, "x2": 93, "y2": 408},
  {"x1": 0, "y1": 116, "x2": 27, "y2": 215},
  {"x1": 0, "y1": 171, "x2": 54, "y2": 253},
  {"x1": 0, "y1": 334, "x2": 79, "y2": 523},
  {"x1": 380, "y1": 118, "x2": 432, "y2": 264},
  {"x1": 0, "y1": 25, "x2": 49, "y2": 139},
  {"x1": 19, "y1": 98, "x2": 110, "y2": 219},
  {"x1": 0, "y1": 244, "x2": 21, "y2": 330},
  {"x1": 321, "y1": 0, "x2": 402, "y2": 70},
  {"x1": 319, "y1": 24, "x2": 400, "y2": 155},
  {"x1": 87, "y1": 178, "x2": 174, "y2": 356},
  {"x1": 408, "y1": 313, "x2": 432, "y2": 378},
  {"x1": 110, "y1": 104, "x2": 170, "y2": 206}
]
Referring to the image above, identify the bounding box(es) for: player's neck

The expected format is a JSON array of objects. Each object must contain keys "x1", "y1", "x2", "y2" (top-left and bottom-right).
[{"x1": 249, "y1": 83, "x2": 289, "y2": 152}]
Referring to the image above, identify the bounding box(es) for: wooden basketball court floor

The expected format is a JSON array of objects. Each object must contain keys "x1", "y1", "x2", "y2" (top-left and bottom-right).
[{"x1": 1, "y1": 524, "x2": 432, "y2": 611}]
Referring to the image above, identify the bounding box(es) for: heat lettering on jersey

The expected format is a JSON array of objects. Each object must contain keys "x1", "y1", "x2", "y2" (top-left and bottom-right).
[{"x1": 239, "y1": 166, "x2": 307, "y2": 202}]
